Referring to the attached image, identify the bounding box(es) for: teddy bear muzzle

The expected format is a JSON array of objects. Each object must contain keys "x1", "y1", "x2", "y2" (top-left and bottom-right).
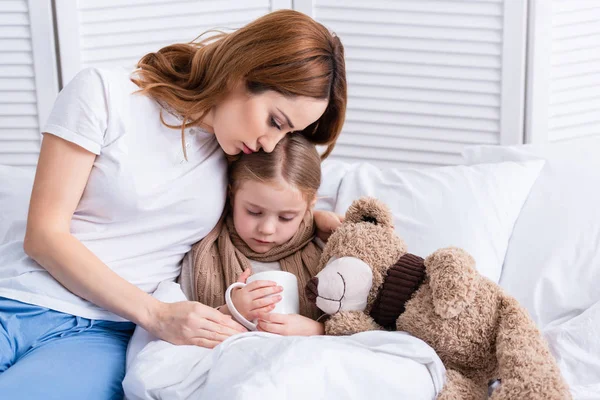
[{"x1": 305, "y1": 256, "x2": 373, "y2": 315}]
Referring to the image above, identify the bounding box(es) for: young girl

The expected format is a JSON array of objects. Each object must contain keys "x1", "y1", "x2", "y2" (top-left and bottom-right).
[{"x1": 180, "y1": 132, "x2": 325, "y2": 336}]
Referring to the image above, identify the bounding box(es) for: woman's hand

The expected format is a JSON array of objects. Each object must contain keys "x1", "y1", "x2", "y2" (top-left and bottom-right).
[
  {"x1": 146, "y1": 300, "x2": 248, "y2": 349},
  {"x1": 256, "y1": 312, "x2": 325, "y2": 336},
  {"x1": 313, "y1": 210, "x2": 344, "y2": 242}
]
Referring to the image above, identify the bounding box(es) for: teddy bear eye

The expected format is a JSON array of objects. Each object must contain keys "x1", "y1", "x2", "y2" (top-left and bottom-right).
[{"x1": 362, "y1": 216, "x2": 378, "y2": 225}]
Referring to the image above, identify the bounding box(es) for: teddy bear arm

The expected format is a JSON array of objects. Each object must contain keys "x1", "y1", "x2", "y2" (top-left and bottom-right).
[
  {"x1": 437, "y1": 369, "x2": 488, "y2": 400},
  {"x1": 324, "y1": 311, "x2": 383, "y2": 336}
]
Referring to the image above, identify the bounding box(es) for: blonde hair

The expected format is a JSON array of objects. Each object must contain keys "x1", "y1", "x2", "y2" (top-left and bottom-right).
[
  {"x1": 228, "y1": 133, "x2": 321, "y2": 204},
  {"x1": 132, "y1": 9, "x2": 346, "y2": 160}
]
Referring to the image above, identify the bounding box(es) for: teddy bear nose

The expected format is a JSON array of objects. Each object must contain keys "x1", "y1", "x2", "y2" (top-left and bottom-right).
[{"x1": 305, "y1": 277, "x2": 319, "y2": 303}]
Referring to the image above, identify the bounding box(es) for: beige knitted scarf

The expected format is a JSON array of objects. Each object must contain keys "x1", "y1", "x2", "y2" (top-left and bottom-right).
[{"x1": 187, "y1": 210, "x2": 323, "y2": 320}]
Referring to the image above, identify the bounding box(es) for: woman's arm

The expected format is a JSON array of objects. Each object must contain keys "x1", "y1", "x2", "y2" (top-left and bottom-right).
[
  {"x1": 313, "y1": 210, "x2": 344, "y2": 242},
  {"x1": 24, "y1": 135, "x2": 245, "y2": 346}
]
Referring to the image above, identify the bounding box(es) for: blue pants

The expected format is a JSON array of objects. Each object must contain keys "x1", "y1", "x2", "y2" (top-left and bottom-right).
[{"x1": 0, "y1": 297, "x2": 134, "y2": 400}]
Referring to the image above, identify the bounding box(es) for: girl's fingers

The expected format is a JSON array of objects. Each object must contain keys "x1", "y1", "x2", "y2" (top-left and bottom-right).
[
  {"x1": 237, "y1": 267, "x2": 252, "y2": 283},
  {"x1": 257, "y1": 320, "x2": 284, "y2": 335},
  {"x1": 245, "y1": 280, "x2": 278, "y2": 291},
  {"x1": 256, "y1": 312, "x2": 287, "y2": 324},
  {"x1": 250, "y1": 286, "x2": 283, "y2": 301},
  {"x1": 251, "y1": 295, "x2": 280, "y2": 310},
  {"x1": 249, "y1": 303, "x2": 276, "y2": 317}
]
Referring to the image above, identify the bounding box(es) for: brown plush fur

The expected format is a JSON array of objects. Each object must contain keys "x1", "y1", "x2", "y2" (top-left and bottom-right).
[{"x1": 317, "y1": 197, "x2": 571, "y2": 399}]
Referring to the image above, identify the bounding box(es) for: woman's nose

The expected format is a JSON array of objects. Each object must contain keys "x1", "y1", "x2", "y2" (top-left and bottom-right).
[{"x1": 259, "y1": 131, "x2": 286, "y2": 153}]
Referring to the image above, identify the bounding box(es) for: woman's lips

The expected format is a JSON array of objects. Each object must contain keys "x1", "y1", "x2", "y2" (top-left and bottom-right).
[{"x1": 242, "y1": 143, "x2": 255, "y2": 154}]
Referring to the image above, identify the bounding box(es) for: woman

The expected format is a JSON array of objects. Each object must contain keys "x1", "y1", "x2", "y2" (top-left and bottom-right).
[{"x1": 0, "y1": 10, "x2": 346, "y2": 399}]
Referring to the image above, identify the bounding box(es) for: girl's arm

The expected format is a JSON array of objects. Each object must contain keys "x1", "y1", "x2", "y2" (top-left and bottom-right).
[{"x1": 25, "y1": 135, "x2": 245, "y2": 347}]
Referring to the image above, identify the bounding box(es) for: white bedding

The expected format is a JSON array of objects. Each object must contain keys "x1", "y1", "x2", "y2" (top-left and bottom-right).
[
  {"x1": 123, "y1": 282, "x2": 446, "y2": 400},
  {"x1": 544, "y1": 300, "x2": 600, "y2": 400}
]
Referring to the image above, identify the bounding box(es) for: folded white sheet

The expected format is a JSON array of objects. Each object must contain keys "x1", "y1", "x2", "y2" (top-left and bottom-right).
[{"x1": 124, "y1": 282, "x2": 446, "y2": 400}]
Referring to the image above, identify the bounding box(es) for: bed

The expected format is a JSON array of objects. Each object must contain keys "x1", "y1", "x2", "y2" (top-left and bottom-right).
[{"x1": 1, "y1": 134, "x2": 599, "y2": 399}]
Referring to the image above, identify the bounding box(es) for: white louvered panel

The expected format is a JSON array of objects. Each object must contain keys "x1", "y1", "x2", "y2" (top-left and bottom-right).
[
  {"x1": 0, "y1": 0, "x2": 40, "y2": 168},
  {"x1": 310, "y1": 0, "x2": 524, "y2": 169},
  {"x1": 548, "y1": 0, "x2": 600, "y2": 141},
  {"x1": 57, "y1": 0, "x2": 277, "y2": 83}
]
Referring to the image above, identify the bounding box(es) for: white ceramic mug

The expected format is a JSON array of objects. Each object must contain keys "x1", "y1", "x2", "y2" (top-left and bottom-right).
[{"x1": 225, "y1": 270, "x2": 300, "y2": 331}]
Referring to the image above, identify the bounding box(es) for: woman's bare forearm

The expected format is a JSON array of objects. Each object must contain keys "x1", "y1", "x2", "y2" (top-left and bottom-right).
[{"x1": 24, "y1": 230, "x2": 161, "y2": 328}]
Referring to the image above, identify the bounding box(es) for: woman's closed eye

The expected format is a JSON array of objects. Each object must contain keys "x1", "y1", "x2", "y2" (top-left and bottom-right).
[{"x1": 270, "y1": 116, "x2": 282, "y2": 130}]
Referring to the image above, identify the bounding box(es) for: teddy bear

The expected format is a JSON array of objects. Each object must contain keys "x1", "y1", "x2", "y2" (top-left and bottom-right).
[{"x1": 305, "y1": 197, "x2": 571, "y2": 400}]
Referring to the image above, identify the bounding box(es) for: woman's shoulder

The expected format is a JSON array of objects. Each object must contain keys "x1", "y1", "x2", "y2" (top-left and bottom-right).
[{"x1": 65, "y1": 66, "x2": 138, "y2": 99}]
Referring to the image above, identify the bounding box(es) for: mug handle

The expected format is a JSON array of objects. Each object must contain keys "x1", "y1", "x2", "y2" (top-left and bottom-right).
[{"x1": 225, "y1": 282, "x2": 257, "y2": 331}]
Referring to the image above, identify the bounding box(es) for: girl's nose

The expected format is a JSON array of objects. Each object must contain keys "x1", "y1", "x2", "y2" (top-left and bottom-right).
[{"x1": 259, "y1": 219, "x2": 276, "y2": 235}]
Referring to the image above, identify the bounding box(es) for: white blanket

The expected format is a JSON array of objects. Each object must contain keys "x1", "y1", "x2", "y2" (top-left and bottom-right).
[{"x1": 123, "y1": 282, "x2": 446, "y2": 400}]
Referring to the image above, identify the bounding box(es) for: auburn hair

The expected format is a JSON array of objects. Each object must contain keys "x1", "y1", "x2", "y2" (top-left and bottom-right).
[
  {"x1": 228, "y1": 133, "x2": 321, "y2": 204},
  {"x1": 132, "y1": 9, "x2": 346, "y2": 159}
]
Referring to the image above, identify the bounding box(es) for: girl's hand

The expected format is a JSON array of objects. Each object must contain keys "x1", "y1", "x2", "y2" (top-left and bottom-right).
[
  {"x1": 256, "y1": 312, "x2": 325, "y2": 336},
  {"x1": 148, "y1": 300, "x2": 248, "y2": 348},
  {"x1": 314, "y1": 210, "x2": 344, "y2": 242},
  {"x1": 231, "y1": 279, "x2": 283, "y2": 321}
]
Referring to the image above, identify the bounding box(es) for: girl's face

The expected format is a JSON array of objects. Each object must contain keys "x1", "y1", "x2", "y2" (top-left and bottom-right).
[
  {"x1": 232, "y1": 179, "x2": 314, "y2": 253},
  {"x1": 205, "y1": 82, "x2": 328, "y2": 156}
]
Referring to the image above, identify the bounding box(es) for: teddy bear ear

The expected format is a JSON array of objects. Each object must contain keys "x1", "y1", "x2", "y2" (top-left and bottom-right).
[
  {"x1": 425, "y1": 247, "x2": 479, "y2": 319},
  {"x1": 344, "y1": 197, "x2": 394, "y2": 230}
]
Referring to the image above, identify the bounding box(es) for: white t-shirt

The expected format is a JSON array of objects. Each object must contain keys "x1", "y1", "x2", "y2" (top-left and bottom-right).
[{"x1": 0, "y1": 67, "x2": 227, "y2": 321}]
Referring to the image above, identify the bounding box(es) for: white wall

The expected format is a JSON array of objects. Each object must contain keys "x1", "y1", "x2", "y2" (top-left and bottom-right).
[{"x1": 0, "y1": 0, "x2": 598, "y2": 169}]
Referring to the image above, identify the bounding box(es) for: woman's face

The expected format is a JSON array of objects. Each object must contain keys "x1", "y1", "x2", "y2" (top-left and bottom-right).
[{"x1": 205, "y1": 82, "x2": 328, "y2": 155}]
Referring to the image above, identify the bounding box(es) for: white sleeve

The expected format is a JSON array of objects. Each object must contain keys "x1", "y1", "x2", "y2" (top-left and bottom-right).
[{"x1": 42, "y1": 68, "x2": 108, "y2": 155}]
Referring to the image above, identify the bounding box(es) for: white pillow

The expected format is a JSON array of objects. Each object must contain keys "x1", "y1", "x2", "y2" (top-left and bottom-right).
[
  {"x1": 334, "y1": 161, "x2": 544, "y2": 283},
  {"x1": 0, "y1": 165, "x2": 35, "y2": 244},
  {"x1": 316, "y1": 159, "x2": 353, "y2": 212},
  {"x1": 463, "y1": 135, "x2": 600, "y2": 328}
]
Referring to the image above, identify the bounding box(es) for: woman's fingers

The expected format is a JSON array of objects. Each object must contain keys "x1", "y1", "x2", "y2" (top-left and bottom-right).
[
  {"x1": 197, "y1": 303, "x2": 247, "y2": 333},
  {"x1": 189, "y1": 336, "x2": 221, "y2": 349}
]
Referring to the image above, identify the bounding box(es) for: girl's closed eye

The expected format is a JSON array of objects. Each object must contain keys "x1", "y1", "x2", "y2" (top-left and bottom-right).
[
  {"x1": 279, "y1": 214, "x2": 296, "y2": 222},
  {"x1": 247, "y1": 209, "x2": 261, "y2": 216}
]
